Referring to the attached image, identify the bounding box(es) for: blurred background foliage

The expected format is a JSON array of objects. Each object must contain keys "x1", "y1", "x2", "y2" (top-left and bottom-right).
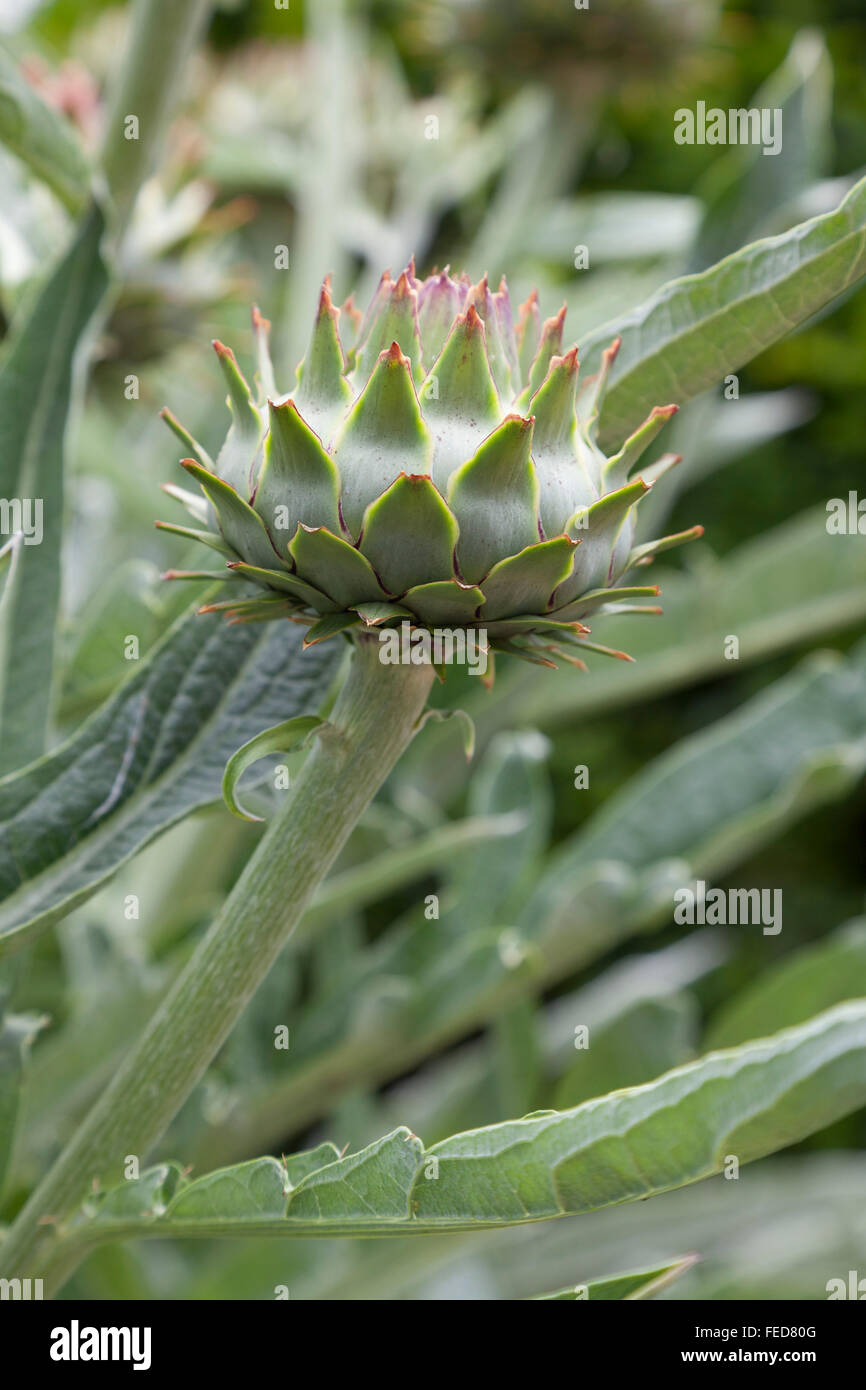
[{"x1": 0, "y1": 0, "x2": 864, "y2": 1298}]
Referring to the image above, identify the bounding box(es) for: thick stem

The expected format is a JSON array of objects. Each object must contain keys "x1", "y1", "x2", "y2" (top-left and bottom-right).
[
  {"x1": 100, "y1": 0, "x2": 212, "y2": 238},
  {"x1": 0, "y1": 638, "x2": 433, "y2": 1292}
]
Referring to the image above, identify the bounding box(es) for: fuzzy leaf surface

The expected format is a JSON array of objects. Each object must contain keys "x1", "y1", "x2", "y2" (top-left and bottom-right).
[
  {"x1": 62, "y1": 1005, "x2": 866, "y2": 1243},
  {"x1": 0, "y1": 589, "x2": 340, "y2": 954}
]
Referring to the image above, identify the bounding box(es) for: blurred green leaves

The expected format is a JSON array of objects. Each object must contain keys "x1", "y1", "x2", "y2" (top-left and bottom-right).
[
  {"x1": 707, "y1": 918, "x2": 866, "y2": 1051},
  {"x1": 0, "y1": 205, "x2": 108, "y2": 776},
  {"x1": 583, "y1": 172, "x2": 866, "y2": 449},
  {"x1": 690, "y1": 28, "x2": 833, "y2": 269},
  {"x1": 0, "y1": 42, "x2": 89, "y2": 212},
  {"x1": 183, "y1": 643, "x2": 866, "y2": 1163},
  {"x1": 419, "y1": 509, "x2": 866, "y2": 779},
  {"x1": 0, "y1": 1004, "x2": 45, "y2": 1199},
  {"x1": 532, "y1": 1255, "x2": 698, "y2": 1300}
]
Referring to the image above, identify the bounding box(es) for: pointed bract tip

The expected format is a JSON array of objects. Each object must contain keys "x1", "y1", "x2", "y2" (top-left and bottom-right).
[
  {"x1": 551, "y1": 345, "x2": 579, "y2": 374},
  {"x1": 501, "y1": 411, "x2": 534, "y2": 432},
  {"x1": 462, "y1": 302, "x2": 485, "y2": 334},
  {"x1": 604, "y1": 335, "x2": 622, "y2": 363},
  {"x1": 393, "y1": 269, "x2": 415, "y2": 298},
  {"x1": 317, "y1": 277, "x2": 338, "y2": 317},
  {"x1": 212, "y1": 339, "x2": 235, "y2": 361},
  {"x1": 251, "y1": 304, "x2": 270, "y2": 332},
  {"x1": 519, "y1": 288, "x2": 539, "y2": 311},
  {"x1": 652, "y1": 403, "x2": 678, "y2": 420},
  {"x1": 382, "y1": 340, "x2": 411, "y2": 367}
]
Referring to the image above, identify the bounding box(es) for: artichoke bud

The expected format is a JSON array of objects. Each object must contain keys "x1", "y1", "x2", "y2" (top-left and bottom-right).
[{"x1": 159, "y1": 264, "x2": 701, "y2": 668}]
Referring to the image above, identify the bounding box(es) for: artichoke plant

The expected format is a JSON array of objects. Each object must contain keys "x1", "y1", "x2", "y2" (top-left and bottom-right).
[{"x1": 160, "y1": 262, "x2": 699, "y2": 675}]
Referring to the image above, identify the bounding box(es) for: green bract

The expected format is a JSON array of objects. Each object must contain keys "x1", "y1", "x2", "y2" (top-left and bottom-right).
[{"x1": 160, "y1": 264, "x2": 700, "y2": 668}]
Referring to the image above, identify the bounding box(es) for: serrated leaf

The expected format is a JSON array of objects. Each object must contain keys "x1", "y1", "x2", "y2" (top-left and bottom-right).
[
  {"x1": 169, "y1": 1158, "x2": 289, "y2": 1221},
  {"x1": 60, "y1": 1005, "x2": 866, "y2": 1243}
]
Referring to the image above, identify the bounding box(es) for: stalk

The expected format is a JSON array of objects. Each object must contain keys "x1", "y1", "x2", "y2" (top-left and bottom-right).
[
  {"x1": 100, "y1": 0, "x2": 212, "y2": 237},
  {"x1": 0, "y1": 639, "x2": 434, "y2": 1293}
]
